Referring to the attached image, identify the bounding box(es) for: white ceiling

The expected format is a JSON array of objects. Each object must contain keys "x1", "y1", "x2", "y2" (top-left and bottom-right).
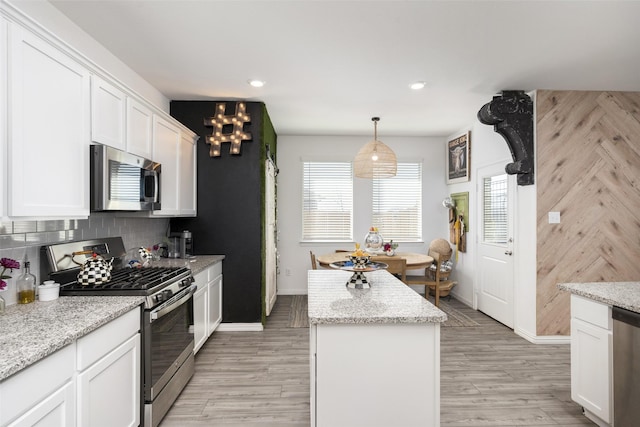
[{"x1": 48, "y1": 0, "x2": 640, "y2": 137}]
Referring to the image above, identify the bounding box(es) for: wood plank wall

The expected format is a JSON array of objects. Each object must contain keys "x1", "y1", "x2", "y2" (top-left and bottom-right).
[{"x1": 536, "y1": 90, "x2": 640, "y2": 335}]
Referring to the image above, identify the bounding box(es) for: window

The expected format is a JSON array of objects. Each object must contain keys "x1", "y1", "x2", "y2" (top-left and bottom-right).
[
  {"x1": 483, "y1": 174, "x2": 508, "y2": 244},
  {"x1": 372, "y1": 162, "x2": 422, "y2": 241},
  {"x1": 302, "y1": 162, "x2": 353, "y2": 241}
]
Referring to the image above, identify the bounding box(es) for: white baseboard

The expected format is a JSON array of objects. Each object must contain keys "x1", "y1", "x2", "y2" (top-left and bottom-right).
[
  {"x1": 216, "y1": 323, "x2": 264, "y2": 332},
  {"x1": 583, "y1": 408, "x2": 609, "y2": 427},
  {"x1": 277, "y1": 289, "x2": 307, "y2": 295},
  {"x1": 515, "y1": 327, "x2": 570, "y2": 345}
]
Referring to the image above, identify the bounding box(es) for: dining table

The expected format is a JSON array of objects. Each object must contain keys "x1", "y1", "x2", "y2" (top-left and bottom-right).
[{"x1": 316, "y1": 251, "x2": 433, "y2": 270}]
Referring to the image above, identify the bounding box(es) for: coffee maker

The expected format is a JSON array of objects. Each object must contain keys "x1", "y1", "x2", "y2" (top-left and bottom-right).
[{"x1": 168, "y1": 230, "x2": 193, "y2": 258}]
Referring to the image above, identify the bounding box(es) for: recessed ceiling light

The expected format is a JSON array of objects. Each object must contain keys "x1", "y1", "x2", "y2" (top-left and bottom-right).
[
  {"x1": 410, "y1": 81, "x2": 426, "y2": 90},
  {"x1": 248, "y1": 79, "x2": 265, "y2": 88}
]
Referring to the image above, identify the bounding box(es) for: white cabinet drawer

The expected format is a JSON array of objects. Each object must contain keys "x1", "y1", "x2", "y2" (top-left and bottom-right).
[
  {"x1": 571, "y1": 295, "x2": 611, "y2": 330},
  {"x1": 193, "y1": 269, "x2": 208, "y2": 289},
  {"x1": 209, "y1": 261, "x2": 222, "y2": 279},
  {"x1": 77, "y1": 308, "x2": 140, "y2": 371},
  {"x1": 0, "y1": 345, "x2": 75, "y2": 425}
]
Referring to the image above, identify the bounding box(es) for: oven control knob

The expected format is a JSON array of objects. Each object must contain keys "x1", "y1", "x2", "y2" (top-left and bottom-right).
[{"x1": 162, "y1": 289, "x2": 173, "y2": 301}]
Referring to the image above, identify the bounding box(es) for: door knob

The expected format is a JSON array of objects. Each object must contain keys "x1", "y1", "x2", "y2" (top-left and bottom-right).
[{"x1": 505, "y1": 250, "x2": 513, "y2": 256}]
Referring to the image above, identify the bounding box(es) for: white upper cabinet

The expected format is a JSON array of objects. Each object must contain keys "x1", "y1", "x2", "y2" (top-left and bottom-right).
[
  {"x1": 126, "y1": 97, "x2": 153, "y2": 159},
  {"x1": 178, "y1": 132, "x2": 197, "y2": 216},
  {"x1": 8, "y1": 24, "x2": 90, "y2": 218},
  {"x1": 1, "y1": 8, "x2": 196, "y2": 219},
  {"x1": 90, "y1": 75, "x2": 126, "y2": 150},
  {"x1": 1, "y1": 17, "x2": 7, "y2": 219},
  {"x1": 152, "y1": 115, "x2": 181, "y2": 216},
  {"x1": 152, "y1": 115, "x2": 197, "y2": 217}
]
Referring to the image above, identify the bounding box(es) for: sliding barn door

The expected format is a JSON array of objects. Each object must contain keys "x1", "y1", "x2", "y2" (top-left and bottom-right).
[{"x1": 265, "y1": 159, "x2": 278, "y2": 316}]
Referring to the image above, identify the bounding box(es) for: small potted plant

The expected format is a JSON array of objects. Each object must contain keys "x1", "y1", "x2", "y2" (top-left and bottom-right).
[{"x1": 383, "y1": 240, "x2": 398, "y2": 256}]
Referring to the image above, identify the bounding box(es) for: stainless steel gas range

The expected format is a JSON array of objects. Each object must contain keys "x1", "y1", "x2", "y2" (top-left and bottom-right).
[{"x1": 41, "y1": 237, "x2": 196, "y2": 427}]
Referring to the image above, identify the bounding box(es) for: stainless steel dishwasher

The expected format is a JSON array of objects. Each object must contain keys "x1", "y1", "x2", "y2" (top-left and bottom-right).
[{"x1": 612, "y1": 306, "x2": 640, "y2": 426}]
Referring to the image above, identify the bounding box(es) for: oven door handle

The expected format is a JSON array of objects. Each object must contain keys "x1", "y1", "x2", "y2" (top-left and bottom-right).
[{"x1": 150, "y1": 284, "x2": 196, "y2": 322}]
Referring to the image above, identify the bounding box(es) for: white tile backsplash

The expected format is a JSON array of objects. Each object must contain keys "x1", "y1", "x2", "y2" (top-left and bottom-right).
[{"x1": 0, "y1": 212, "x2": 170, "y2": 307}]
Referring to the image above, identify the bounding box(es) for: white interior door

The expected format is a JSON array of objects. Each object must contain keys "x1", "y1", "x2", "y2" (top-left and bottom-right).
[
  {"x1": 477, "y1": 162, "x2": 515, "y2": 328},
  {"x1": 265, "y1": 159, "x2": 278, "y2": 316}
]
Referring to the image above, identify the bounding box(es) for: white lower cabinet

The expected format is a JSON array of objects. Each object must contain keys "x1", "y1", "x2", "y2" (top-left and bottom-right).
[
  {"x1": 192, "y1": 262, "x2": 223, "y2": 354},
  {"x1": 0, "y1": 345, "x2": 75, "y2": 427},
  {"x1": 76, "y1": 334, "x2": 140, "y2": 427},
  {"x1": 9, "y1": 382, "x2": 75, "y2": 427},
  {"x1": 208, "y1": 273, "x2": 223, "y2": 334},
  {"x1": 570, "y1": 295, "x2": 612, "y2": 426},
  {"x1": 193, "y1": 273, "x2": 209, "y2": 353},
  {"x1": 0, "y1": 307, "x2": 141, "y2": 427}
]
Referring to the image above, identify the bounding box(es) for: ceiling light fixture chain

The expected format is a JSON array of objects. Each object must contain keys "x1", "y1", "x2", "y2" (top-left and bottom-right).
[{"x1": 371, "y1": 117, "x2": 380, "y2": 161}]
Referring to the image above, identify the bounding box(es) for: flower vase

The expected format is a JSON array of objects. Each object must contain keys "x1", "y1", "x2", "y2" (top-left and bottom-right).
[{"x1": 0, "y1": 295, "x2": 5, "y2": 314}]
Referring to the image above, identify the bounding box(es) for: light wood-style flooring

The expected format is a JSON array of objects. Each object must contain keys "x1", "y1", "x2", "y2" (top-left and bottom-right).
[{"x1": 160, "y1": 295, "x2": 594, "y2": 426}]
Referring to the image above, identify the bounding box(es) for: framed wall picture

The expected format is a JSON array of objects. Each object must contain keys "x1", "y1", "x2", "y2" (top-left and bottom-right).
[{"x1": 446, "y1": 131, "x2": 471, "y2": 184}]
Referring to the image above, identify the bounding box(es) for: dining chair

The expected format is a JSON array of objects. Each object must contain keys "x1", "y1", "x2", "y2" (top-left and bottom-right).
[
  {"x1": 406, "y1": 252, "x2": 456, "y2": 307},
  {"x1": 309, "y1": 251, "x2": 317, "y2": 270},
  {"x1": 384, "y1": 258, "x2": 407, "y2": 283},
  {"x1": 426, "y1": 238, "x2": 453, "y2": 281},
  {"x1": 335, "y1": 249, "x2": 350, "y2": 253}
]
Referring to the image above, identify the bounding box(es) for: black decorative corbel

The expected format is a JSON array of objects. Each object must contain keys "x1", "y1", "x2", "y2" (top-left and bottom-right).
[{"x1": 477, "y1": 90, "x2": 534, "y2": 185}]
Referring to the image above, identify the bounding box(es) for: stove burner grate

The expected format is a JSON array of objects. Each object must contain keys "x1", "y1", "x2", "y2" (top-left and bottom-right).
[{"x1": 60, "y1": 266, "x2": 190, "y2": 295}]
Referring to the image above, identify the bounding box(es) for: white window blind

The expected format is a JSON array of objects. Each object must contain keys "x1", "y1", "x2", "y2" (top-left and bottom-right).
[
  {"x1": 302, "y1": 162, "x2": 353, "y2": 241},
  {"x1": 483, "y1": 174, "x2": 508, "y2": 244},
  {"x1": 372, "y1": 162, "x2": 422, "y2": 241}
]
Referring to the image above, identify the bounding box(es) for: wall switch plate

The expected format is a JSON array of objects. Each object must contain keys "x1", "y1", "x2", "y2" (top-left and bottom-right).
[{"x1": 548, "y1": 211, "x2": 561, "y2": 224}]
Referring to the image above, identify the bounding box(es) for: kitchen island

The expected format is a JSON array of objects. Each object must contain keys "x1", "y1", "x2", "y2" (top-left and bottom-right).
[{"x1": 308, "y1": 269, "x2": 446, "y2": 427}]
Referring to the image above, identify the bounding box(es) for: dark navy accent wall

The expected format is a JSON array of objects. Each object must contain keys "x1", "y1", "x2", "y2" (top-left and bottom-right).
[{"x1": 170, "y1": 101, "x2": 266, "y2": 324}]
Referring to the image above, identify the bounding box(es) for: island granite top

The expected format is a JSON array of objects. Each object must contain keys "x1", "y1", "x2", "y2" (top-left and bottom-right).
[
  {"x1": 308, "y1": 270, "x2": 447, "y2": 324},
  {"x1": 558, "y1": 281, "x2": 640, "y2": 314}
]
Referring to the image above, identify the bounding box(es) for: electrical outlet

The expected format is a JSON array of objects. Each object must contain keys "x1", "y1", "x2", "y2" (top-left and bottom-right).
[
  {"x1": 285, "y1": 268, "x2": 291, "y2": 276},
  {"x1": 548, "y1": 211, "x2": 561, "y2": 224}
]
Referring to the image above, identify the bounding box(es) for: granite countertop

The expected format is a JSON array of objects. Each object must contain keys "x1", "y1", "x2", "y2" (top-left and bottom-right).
[
  {"x1": 308, "y1": 270, "x2": 447, "y2": 324},
  {"x1": 0, "y1": 255, "x2": 224, "y2": 382},
  {"x1": 152, "y1": 254, "x2": 225, "y2": 276},
  {"x1": 0, "y1": 296, "x2": 144, "y2": 381},
  {"x1": 558, "y1": 281, "x2": 640, "y2": 314}
]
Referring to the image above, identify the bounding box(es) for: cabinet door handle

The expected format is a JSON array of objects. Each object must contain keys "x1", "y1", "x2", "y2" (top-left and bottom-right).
[{"x1": 505, "y1": 251, "x2": 513, "y2": 256}]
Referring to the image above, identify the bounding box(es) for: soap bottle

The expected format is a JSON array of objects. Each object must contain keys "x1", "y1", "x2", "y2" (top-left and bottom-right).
[{"x1": 17, "y1": 260, "x2": 36, "y2": 304}]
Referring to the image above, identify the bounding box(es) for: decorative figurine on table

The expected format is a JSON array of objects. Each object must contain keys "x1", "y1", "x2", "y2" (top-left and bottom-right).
[
  {"x1": 138, "y1": 247, "x2": 153, "y2": 267},
  {"x1": 347, "y1": 244, "x2": 372, "y2": 289},
  {"x1": 364, "y1": 226, "x2": 384, "y2": 252},
  {"x1": 383, "y1": 240, "x2": 398, "y2": 256}
]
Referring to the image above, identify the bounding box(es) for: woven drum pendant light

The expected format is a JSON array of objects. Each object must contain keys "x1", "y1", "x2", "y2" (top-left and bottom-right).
[{"x1": 354, "y1": 117, "x2": 397, "y2": 178}]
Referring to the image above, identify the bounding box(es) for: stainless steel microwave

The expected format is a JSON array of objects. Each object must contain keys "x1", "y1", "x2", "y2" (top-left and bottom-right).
[{"x1": 90, "y1": 145, "x2": 161, "y2": 211}]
